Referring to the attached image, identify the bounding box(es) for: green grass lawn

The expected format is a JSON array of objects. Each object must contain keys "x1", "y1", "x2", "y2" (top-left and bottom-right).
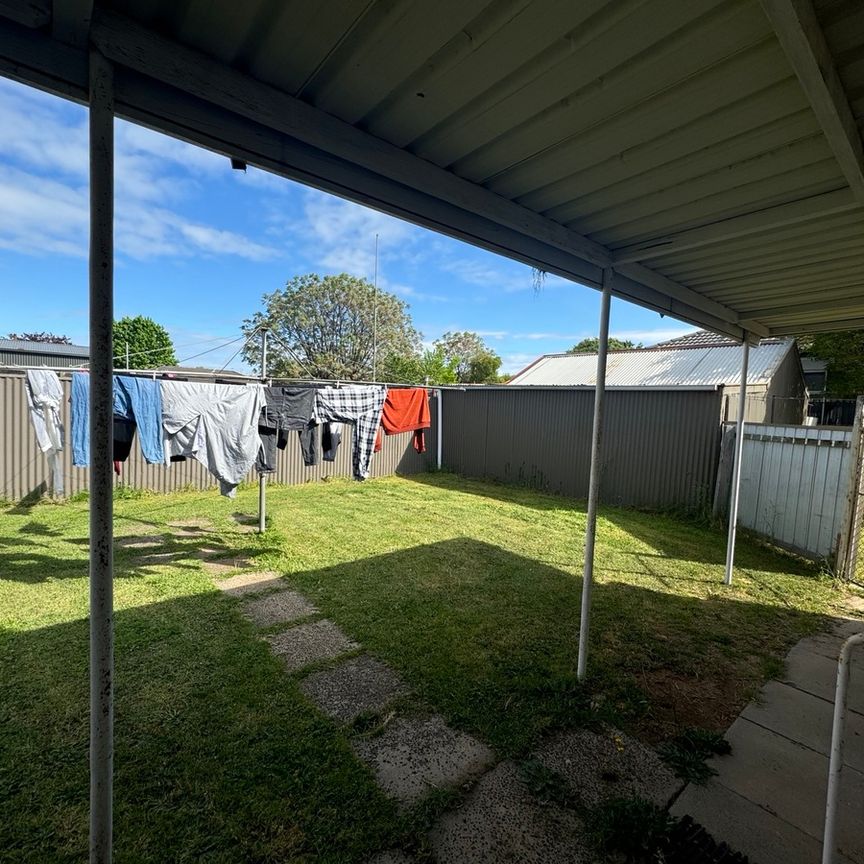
[{"x1": 0, "y1": 473, "x2": 856, "y2": 861}]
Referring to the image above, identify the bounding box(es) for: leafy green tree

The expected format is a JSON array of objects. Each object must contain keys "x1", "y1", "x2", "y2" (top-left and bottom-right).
[
  {"x1": 113, "y1": 316, "x2": 177, "y2": 368},
  {"x1": 434, "y1": 331, "x2": 501, "y2": 384},
  {"x1": 568, "y1": 337, "x2": 641, "y2": 353},
  {"x1": 798, "y1": 330, "x2": 864, "y2": 397},
  {"x1": 6, "y1": 331, "x2": 72, "y2": 344},
  {"x1": 243, "y1": 273, "x2": 421, "y2": 380},
  {"x1": 381, "y1": 347, "x2": 458, "y2": 385}
]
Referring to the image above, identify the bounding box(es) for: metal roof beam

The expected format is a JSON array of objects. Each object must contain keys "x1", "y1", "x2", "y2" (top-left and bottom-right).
[
  {"x1": 51, "y1": 0, "x2": 92, "y2": 49},
  {"x1": 744, "y1": 295, "x2": 864, "y2": 321},
  {"x1": 0, "y1": 0, "x2": 48, "y2": 28},
  {"x1": 770, "y1": 317, "x2": 864, "y2": 335},
  {"x1": 612, "y1": 188, "x2": 859, "y2": 263},
  {"x1": 759, "y1": 0, "x2": 864, "y2": 202}
]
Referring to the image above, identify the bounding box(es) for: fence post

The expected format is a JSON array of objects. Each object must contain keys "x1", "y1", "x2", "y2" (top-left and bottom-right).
[
  {"x1": 724, "y1": 337, "x2": 750, "y2": 585},
  {"x1": 836, "y1": 396, "x2": 864, "y2": 579}
]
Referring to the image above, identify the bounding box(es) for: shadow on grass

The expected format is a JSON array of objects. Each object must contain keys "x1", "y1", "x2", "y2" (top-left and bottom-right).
[
  {"x1": 405, "y1": 472, "x2": 814, "y2": 577},
  {"x1": 1, "y1": 535, "x2": 835, "y2": 860}
]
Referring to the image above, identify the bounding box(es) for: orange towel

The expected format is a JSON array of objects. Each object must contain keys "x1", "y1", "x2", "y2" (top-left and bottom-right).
[{"x1": 374, "y1": 388, "x2": 431, "y2": 453}]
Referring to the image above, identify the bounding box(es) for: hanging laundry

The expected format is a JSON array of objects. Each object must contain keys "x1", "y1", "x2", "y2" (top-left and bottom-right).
[
  {"x1": 314, "y1": 386, "x2": 385, "y2": 480},
  {"x1": 374, "y1": 387, "x2": 431, "y2": 454},
  {"x1": 24, "y1": 369, "x2": 65, "y2": 495},
  {"x1": 257, "y1": 387, "x2": 317, "y2": 474},
  {"x1": 161, "y1": 380, "x2": 265, "y2": 497},
  {"x1": 322, "y1": 422, "x2": 343, "y2": 462},
  {"x1": 71, "y1": 372, "x2": 165, "y2": 467}
]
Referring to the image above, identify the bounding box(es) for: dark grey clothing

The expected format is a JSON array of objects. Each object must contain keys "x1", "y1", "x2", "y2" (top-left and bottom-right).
[
  {"x1": 257, "y1": 387, "x2": 317, "y2": 473},
  {"x1": 322, "y1": 422, "x2": 343, "y2": 463}
]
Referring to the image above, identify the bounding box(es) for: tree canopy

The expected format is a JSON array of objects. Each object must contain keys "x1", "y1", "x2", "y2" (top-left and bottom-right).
[
  {"x1": 113, "y1": 316, "x2": 177, "y2": 369},
  {"x1": 798, "y1": 330, "x2": 864, "y2": 397},
  {"x1": 433, "y1": 331, "x2": 502, "y2": 383},
  {"x1": 242, "y1": 273, "x2": 420, "y2": 380},
  {"x1": 568, "y1": 337, "x2": 641, "y2": 353},
  {"x1": 380, "y1": 347, "x2": 458, "y2": 386},
  {"x1": 6, "y1": 331, "x2": 71, "y2": 344}
]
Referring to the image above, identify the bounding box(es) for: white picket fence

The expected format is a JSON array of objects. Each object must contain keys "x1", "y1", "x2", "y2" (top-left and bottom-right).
[{"x1": 735, "y1": 423, "x2": 852, "y2": 560}]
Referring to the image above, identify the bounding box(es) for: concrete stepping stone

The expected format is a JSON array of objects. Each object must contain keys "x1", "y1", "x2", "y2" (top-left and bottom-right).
[
  {"x1": 202, "y1": 556, "x2": 253, "y2": 577},
  {"x1": 243, "y1": 589, "x2": 317, "y2": 628},
  {"x1": 116, "y1": 535, "x2": 164, "y2": 549},
  {"x1": 352, "y1": 714, "x2": 494, "y2": 806},
  {"x1": 215, "y1": 571, "x2": 283, "y2": 597},
  {"x1": 131, "y1": 552, "x2": 184, "y2": 567},
  {"x1": 193, "y1": 546, "x2": 227, "y2": 560},
  {"x1": 533, "y1": 726, "x2": 681, "y2": 809},
  {"x1": 267, "y1": 620, "x2": 359, "y2": 672},
  {"x1": 429, "y1": 761, "x2": 589, "y2": 864},
  {"x1": 301, "y1": 655, "x2": 408, "y2": 723}
]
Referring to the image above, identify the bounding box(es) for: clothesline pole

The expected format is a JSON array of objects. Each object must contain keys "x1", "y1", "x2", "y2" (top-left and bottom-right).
[
  {"x1": 88, "y1": 49, "x2": 115, "y2": 864},
  {"x1": 259, "y1": 329, "x2": 268, "y2": 535},
  {"x1": 576, "y1": 268, "x2": 612, "y2": 681},
  {"x1": 437, "y1": 389, "x2": 443, "y2": 470}
]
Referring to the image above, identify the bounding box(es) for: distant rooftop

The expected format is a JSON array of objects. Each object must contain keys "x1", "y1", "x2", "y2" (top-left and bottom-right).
[
  {"x1": 508, "y1": 332, "x2": 797, "y2": 387},
  {"x1": 0, "y1": 338, "x2": 90, "y2": 358}
]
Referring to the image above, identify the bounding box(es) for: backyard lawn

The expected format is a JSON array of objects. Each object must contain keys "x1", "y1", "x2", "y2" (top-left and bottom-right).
[{"x1": 0, "y1": 472, "x2": 856, "y2": 861}]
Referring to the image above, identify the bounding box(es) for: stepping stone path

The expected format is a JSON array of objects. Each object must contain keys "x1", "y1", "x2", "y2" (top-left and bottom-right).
[
  {"x1": 242, "y1": 589, "x2": 317, "y2": 628},
  {"x1": 131, "y1": 551, "x2": 185, "y2": 567},
  {"x1": 167, "y1": 519, "x2": 213, "y2": 537},
  {"x1": 352, "y1": 714, "x2": 494, "y2": 806},
  {"x1": 116, "y1": 535, "x2": 164, "y2": 549},
  {"x1": 301, "y1": 655, "x2": 408, "y2": 724},
  {"x1": 214, "y1": 571, "x2": 284, "y2": 597},
  {"x1": 267, "y1": 620, "x2": 359, "y2": 672},
  {"x1": 231, "y1": 512, "x2": 259, "y2": 534},
  {"x1": 202, "y1": 556, "x2": 254, "y2": 578},
  {"x1": 429, "y1": 761, "x2": 588, "y2": 864}
]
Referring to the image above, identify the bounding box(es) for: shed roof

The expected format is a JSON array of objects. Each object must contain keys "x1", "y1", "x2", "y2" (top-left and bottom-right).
[
  {"x1": 508, "y1": 338, "x2": 795, "y2": 387},
  {"x1": 0, "y1": 338, "x2": 90, "y2": 358},
  {"x1": 0, "y1": 1, "x2": 863, "y2": 339}
]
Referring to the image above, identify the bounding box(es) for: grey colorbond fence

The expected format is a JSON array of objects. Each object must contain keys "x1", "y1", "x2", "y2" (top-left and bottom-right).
[
  {"x1": 0, "y1": 373, "x2": 434, "y2": 501},
  {"x1": 440, "y1": 386, "x2": 724, "y2": 511}
]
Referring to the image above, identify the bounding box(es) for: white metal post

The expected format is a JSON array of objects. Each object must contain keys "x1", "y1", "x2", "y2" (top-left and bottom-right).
[
  {"x1": 576, "y1": 269, "x2": 612, "y2": 681},
  {"x1": 436, "y1": 389, "x2": 443, "y2": 470},
  {"x1": 89, "y1": 49, "x2": 114, "y2": 864},
  {"x1": 258, "y1": 328, "x2": 268, "y2": 535},
  {"x1": 822, "y1": 632, "x2": 864, "y2": 864},
  {"x1": 724, "y1": 336, "x2": 750, "y2": 585}
]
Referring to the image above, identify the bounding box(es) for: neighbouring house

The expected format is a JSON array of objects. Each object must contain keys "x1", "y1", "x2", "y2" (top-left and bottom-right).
[
  {"x1": 507, "y1": 330, "x2": 807, "y2": 424},
  {"x1": 0, "y1": 338, "x2": 90, "y2": 368}
]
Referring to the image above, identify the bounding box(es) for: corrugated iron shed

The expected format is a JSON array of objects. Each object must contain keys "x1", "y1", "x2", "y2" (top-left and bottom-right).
[
  {"x1": 0, "y1": 339, "x2": 89, "y2": 367},
  {"x1": 508, "y1": 338, "x2": 795, "y2": 387}
]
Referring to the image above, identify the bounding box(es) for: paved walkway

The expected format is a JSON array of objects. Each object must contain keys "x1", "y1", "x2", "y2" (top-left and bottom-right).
[{"x1": 673, "y1": 613, "x2": 864, "y2": 864}]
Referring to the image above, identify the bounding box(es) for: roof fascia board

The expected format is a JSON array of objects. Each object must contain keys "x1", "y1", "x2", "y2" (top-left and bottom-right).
[
  {"x1": 759, "y1": 0, "x2": 864, "y2": 202},
  {"x1": 52, "y1": 0, "x2": 92, "y2": 48},
  {"x1": 0, "y1": 0, "x2": 48, "y2": 28},
  {"x1": 612, "y1": 188, "x2": 859, "y2": 263}
]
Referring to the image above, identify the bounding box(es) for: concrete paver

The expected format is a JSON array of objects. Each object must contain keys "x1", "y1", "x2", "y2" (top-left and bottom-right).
[
  {"x1": 202, "y1": 556, "x2": 253, "y2": 577},
  {"x1": 783, "y1": 643, "x2": 864, "y2": 714},
  {"x1": 533, "y1": 727, "x2": 680, "y2": 809},
  {"x1": 267, "y1": 619, "x2": 359, "y2": 672},
  {"x1": 352, "y1": 714, "x2": 494, "y2": 806},
  {"x1": 214, "y1": 571, "x2": 283, "y2": 597},
  {"x1": 243, "y1": 590, "x2": 317, "y2": 628},
  {"x1": 301, "y1": 654, "x2": 408, "y2": 723},
  {"x1": 672, "y1": 778, "x2": 855, "y2": 864},
  {"x1": 742, "y1": 680, "x2": 864, "y2": 772},
  {"x1": 131, "y1": 552, "x2": 184, "y2": 566},
  {"x1": 116, "y1": 535, "x2": 164, "y2": 549},
  {"x1": 429, "y1": 760, "x2": 591, "y2": 863}
]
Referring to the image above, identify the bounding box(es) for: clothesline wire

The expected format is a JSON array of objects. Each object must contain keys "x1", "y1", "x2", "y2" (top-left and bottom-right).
[
  {"x1": 215, "y1": 330, "x2": 261, "y2": 375},
  {"x1": 176, "y1": 333, "x2": 249, "y2": 368},
  {"x1": 256, "y1": 328, "x2": 317, "y2": 380}
]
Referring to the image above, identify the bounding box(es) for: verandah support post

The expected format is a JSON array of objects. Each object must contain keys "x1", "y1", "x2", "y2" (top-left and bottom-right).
[
  {"x1": 724, "y1": 335, "x2": 750, "y2": 585},
  {"x1": 576, "y1": 268, "x2": 612, "y2": 681},
  {"x1": 259, "y1": 328, "x2": 268, "y2": 535},
  {"x1": 89, "y1": 49, "x2": 115, "y2": 864}
]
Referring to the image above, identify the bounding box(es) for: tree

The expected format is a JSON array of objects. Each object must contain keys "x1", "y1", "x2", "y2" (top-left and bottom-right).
[
  {"x1": 568, "y1": 337, "x2": 641, "y2": 353},
  {"x1": 6, "y1": 331, "x2": 71, "y2": 344},
  {"x1": 798, "y1": 330, "x2": 864, "y2": 397},
  {"x1": 243, "y1": 273, "x2": 421, "y2": 380},
  {"x1": 113, "y1": 316, "x2": 177, "y2": 369},
  {"x1": 380, "y1": 347, "x2": 458, "y2": 385},
  {"x1": 434, "y1": 331, "x2": 502, "y2": 384}
]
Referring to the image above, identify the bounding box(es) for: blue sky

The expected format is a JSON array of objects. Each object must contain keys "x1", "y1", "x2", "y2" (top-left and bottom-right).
[{"x1": 0, "y1": 77, "x2": 693, "y2": 374}]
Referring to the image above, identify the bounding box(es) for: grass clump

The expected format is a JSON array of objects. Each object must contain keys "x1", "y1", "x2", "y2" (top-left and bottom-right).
[
  {"x1": 586, "y1": 796, "x2": 674, "y2": 862},
  {"x1": 658, "y1": 728, "x2": 731, "y2": 785}
]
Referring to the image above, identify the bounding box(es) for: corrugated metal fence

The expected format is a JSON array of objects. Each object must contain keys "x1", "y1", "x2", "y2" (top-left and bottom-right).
[
  {"x1": 440, "y1": 387, "x2": 723, "y2": 511},
  {"x1": 0, "y1": 373, "x2": 434, "y2": 501},
  {"x1": 731, "y1": 423, "x2": 853, "y2": 560}
]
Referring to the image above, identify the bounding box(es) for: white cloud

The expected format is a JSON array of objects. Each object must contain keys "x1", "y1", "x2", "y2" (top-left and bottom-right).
[{"x1": 0, "y1": 78, "x2": 280, "y2": 262}]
